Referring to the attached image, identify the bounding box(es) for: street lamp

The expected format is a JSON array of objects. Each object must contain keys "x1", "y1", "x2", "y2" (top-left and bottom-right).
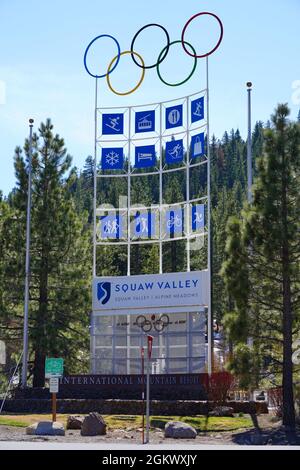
[{"x1": 21, "y1": 118, "x2": 34, "y2": 388}]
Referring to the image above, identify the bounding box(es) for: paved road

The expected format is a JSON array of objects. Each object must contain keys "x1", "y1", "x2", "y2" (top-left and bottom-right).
[{"x1": 1, "y1": 441, "x2": 300, "y2": 450}]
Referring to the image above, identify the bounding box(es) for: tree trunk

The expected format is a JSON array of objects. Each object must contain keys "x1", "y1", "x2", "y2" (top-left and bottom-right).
[
  {"x1": 32, "y1": 350, "x2": 46, "y2": 388},
  {"x1": 282, "y1": 253, "x2": 295, "y2": 429},
  {"x1": 281, "y1": 144, "x2": 295, "y2": 430}
]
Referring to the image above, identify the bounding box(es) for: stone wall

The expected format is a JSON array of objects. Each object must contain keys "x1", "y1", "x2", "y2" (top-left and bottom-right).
[{"x1": 2, "y1": 399, "x2": 268, "y2": 415}]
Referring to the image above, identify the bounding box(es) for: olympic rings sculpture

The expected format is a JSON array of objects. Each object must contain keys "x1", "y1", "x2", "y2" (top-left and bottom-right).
[
  {"x1": 135, "y1": 314, "x2": 170, "y2": 333},
  {"x1": 83, "y1": 11, "x2": 223, "y2": 95}
]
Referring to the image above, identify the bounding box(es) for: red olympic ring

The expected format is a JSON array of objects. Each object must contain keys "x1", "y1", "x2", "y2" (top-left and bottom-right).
[{"x1": 181, "y1": 12, "x2": 224, "y2": 59}]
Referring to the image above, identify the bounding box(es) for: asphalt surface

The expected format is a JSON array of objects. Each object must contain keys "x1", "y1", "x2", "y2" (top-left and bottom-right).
[{"x1": 1, "y1": 441, "x2": 300, "y2": 450}]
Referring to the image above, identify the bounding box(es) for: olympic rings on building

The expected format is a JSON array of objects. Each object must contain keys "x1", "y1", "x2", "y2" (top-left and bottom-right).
[
  {"x1": 181, "y1": 12, "x2": 224, "y2": 59},
  {"x1": 106, "y1": 50, "x2": 145, "y2": 96},
  {"x1": 83, "y1": 34, "x2": 121, "y2": 79},
  {"x1": 83, "y1": 12, "x2": 224, "y2": 92},
  {"x1": 156, "y1": 40, "x2": 197, "y2": 87},
  {"x1": 130, "y1": 23, "x2": 170, "y2": 70}
]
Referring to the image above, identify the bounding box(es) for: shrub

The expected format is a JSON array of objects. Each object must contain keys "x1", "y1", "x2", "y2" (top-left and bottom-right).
[
  {"x1": 204, "y1": 371, "x2": 235, "y2": 404},
  {"x1": 268, "y1": 387, "x2": 283, "y2": 417}
]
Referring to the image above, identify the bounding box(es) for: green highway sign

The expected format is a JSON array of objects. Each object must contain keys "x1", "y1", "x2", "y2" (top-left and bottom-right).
[{"x1": 45, "y1": 358, "x2": 64, "y2": 378}]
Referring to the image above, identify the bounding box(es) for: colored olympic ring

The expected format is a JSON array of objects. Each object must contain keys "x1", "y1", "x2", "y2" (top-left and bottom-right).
[
  {"x1": 106, "y1": 50, "x2": 145, "y2": 96},
  {"x1": 181, "y1": 12, "x2": 224, "y2": 59},
  {"x1": 156, "y1": 40, "x2": 197, "y2": 87},
  {"x1": 130, "y1": 23, "x2": 170, "y2": 70},
  {"x1": 83, "y1": 12, "x2": 224, "y2": 92},
  {"x1": 83, "y1": 34, "x2": 121, "y2": 79}
]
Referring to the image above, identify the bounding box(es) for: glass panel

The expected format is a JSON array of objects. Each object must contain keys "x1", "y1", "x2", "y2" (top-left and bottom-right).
[
  {"x1": 190, "y1": 312, "x2": 206, "y2": 331},
  {"x1": 168, "y1": 345, "x2": 187, "y2": 358},
  {"x1": 190, "y1": 357, "x2": 206, "y2": 373},
  {"x1": 113, "y1": 359, "x2": 127, "y2": 374},
  {"x1": 115, "y1": 316, "x2": 130, "y2": 334},
  {"x1": 168, "y1": 358, "x2": 187, "y2": 373},
  {"x1": 130, "y1": 359, "x2": 143, "y2": 374},
  {"x1": 95, "y1": 359, "x2": 113, "y2": 374},
  {"x1": 115, "y1": 335, "x2": 127, "y2": 347},
  {"x1": 115, "y1": 348, "x2": 127, "y2": 359},
  {"x1": 95, "y1": 335, "x2": 113, "y2": 347},
  {"x1": 94, "y1": 316, "x2": 113, "y2": 335},
  {"x1": 95, "y1": 347, "x2": 113, "y2": 358}
]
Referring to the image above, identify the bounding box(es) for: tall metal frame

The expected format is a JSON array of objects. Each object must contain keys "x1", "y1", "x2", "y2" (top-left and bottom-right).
[{"x1": 91, "y1": 76, "x2": 212, "y2": 373}]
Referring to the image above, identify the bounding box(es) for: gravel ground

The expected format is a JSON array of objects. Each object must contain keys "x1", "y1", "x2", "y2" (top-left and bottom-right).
[
  {"x1": 0, "y1": 425, "x2": 239, "y2": 446},
  {"x1": 0, "y1": 415, "x2": 299, "y2": 446}
]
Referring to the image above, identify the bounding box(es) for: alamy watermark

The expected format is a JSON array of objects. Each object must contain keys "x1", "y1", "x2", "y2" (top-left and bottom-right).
[
  {"x1": 291, "y1": 80, "x2": 300, "y2": 106},
  {"x1": 0, "y1": 80, "x2": 6, "y2": 105},
  {"x1": 96, "y1": 195, "x2": 206, "y2": 252}
]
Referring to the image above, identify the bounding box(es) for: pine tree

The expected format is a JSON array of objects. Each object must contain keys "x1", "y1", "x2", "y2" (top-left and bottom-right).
[
  {"x1": 222, "y1": 105, "x2": 300, "y2": 429},
  {"x1": 9, "y1": 119, "x2": 91, "y2": 386}
]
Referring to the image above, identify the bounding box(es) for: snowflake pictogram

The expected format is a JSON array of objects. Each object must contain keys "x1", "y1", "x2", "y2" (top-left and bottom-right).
[{"x1": 105, "y1": 151, "x2": 120, "y2": 166}]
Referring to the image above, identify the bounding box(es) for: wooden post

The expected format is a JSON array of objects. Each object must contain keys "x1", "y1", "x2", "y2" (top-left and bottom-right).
[{"x1": 52, "y1": 393, "x2": 57, "y2": 422}]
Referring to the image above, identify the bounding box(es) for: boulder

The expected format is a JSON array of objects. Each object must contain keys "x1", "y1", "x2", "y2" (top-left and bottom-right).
[
  {"x1": 80, "y1": 412, "x2": 106, "y2": 436},
  {"x1": 26, "y1": 421, "x2": 65, "y2": 436},
  {"x1": 164, "y1": 421, "x2": 197, "y2": 439},
  {"x1": 209, "y1": 406, "x2": 234, "y2": 417},
  {"x1": 66, "y1": 415, "x2": 85, "y2": 430}
]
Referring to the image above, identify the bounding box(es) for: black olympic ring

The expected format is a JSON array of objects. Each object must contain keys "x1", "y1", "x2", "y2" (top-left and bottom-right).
[
  {"x1": 130, "y1": 23, "x2": 170, "y2": 70},
  {"x1": 83, "y1": 11, "x2": 224, "y2": 87},
  {"x1": 135, "y1": 314, "x2": 170, "y2": 333}
]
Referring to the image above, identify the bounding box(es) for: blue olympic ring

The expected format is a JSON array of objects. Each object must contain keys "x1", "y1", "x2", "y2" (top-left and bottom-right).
[{"x1": 83, "y1": 34, "x2": 121, "y2": 79}]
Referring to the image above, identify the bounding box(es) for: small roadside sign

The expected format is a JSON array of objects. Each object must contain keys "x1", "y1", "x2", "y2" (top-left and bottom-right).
[
  {"x1": 45, "y1": 357, "x2": 64, "y2": 378},
  {"x1": 49, "y1": 377, "x2": 59, "y2": 394}
]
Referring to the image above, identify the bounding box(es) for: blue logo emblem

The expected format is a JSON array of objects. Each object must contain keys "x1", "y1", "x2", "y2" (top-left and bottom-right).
[
  {"x1": 191, "y1": 133, "x2": 205, "y2": 159},
  {"x1": 102, "y1": 113, "x2": 124, "y2": 135},
  {"x1": 97, "y1": 282, "x2": 111, "y2": 305},
  {"x1": 134, "y1": 212, "x2": 156, "y2": 238},
  {"x1": 101, "y1": 148, "x2": 124, "y2": 170},
  {"x1": 165, "y1": 208, "x2": 183, "y2": 235},
  {"x1": 100, "y1": 215, "x2": 123, "y2": 239},
  {"x1": 192, "y1": 204, "x2": 205, "y2": 231},
  {"x1": 191, "y1": 97, "x2": 204, "y2": 123},
  {"x1": 166, "y1": 104, "x2": 183, "y2": 129},
  {"x1": 166, "y1": 139, "x2": 184, "y2": 164},
  {"x1": 135, "y1": 145, "x2": 156, "y2": 168},
  {"x1": 135, "y1": 110, "x2": 155, "y2": 133}
]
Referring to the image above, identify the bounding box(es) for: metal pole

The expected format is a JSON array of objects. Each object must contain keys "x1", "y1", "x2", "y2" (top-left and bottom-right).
[
  {"x1": 141, "y1": 346, "x2": 145, "y2": 444},
  {"x1": 91, "y1": 77, "x2": 98, "y2": 374},
  {"x1": 247, "y1": 82, "x2": 253, "y2": 203},
  {"x1": 145, "y1": 349, "x2": 150, "y2": 443},
  {"x1": 21, "y1": 119, "x2": 34, "y2": 388},
  {"x1": 246, "y1": 83, "x2": 254, "y2": 356},
  {"x1": 145, "y1": 335, "x2": 153, "y2": 444},
  {"x1": 206, "y1": 58, "x2": 213, "y2": 375}
]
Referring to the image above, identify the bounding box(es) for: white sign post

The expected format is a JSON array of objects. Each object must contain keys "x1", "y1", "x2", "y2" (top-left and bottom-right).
[{"x1": 49, "y1": 377, "x2": 59, "y2": 394}]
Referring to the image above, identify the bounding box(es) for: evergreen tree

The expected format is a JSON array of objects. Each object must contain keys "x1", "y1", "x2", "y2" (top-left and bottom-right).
[
  {"x1": 8, "y1": 119, "x2": 91, "y2": 386},
  {"x1": 222, "y1": 105, "x2": 300, "y2": 429}
]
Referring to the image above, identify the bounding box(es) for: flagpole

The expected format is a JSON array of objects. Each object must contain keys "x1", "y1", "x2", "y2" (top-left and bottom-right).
[
  {"x1": 206, "y1": 57, "x2": 212, "y2": 375},
  {"x1": 21, "y1": 118, "x2": 34, "y2": 388},
  {"x1": 247, "y1": 82, "x2": 253, "y2": 203}
]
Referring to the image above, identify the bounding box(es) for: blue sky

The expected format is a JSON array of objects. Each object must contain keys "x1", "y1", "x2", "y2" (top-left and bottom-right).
[{"x1": 0, "y1": 0, "x2": 299, "y2": 195}]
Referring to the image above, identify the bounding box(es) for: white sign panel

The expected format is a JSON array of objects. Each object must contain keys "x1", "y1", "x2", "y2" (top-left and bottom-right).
[
  {"x1": 93, "y1": 270, "x2": 208, "y2": 315},
  {"x1": 49, "y1": 377, "x2": 59, "y2": 394}
]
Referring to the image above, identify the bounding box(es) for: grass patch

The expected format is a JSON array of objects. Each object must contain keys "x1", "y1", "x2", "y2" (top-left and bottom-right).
[
  {"x1": 0, "y1": 414, "x2": 252, "y2": 432},
  {"x1": 150, "y1": 415, "x2": 252, "y2": 432}
]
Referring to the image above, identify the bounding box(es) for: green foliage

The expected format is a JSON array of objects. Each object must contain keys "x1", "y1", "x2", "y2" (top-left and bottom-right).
[
  {"x1": 1, "y1": 119, "x2": 91, "y2": 387},
  {"x1": 222, "y1": 104, "x2": 300, "y2": 428}
]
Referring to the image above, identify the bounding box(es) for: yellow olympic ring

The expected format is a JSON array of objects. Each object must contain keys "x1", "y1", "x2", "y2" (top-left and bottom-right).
[{"x1": 106, "y1": 51, "x2": 145, "y2": 96}]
